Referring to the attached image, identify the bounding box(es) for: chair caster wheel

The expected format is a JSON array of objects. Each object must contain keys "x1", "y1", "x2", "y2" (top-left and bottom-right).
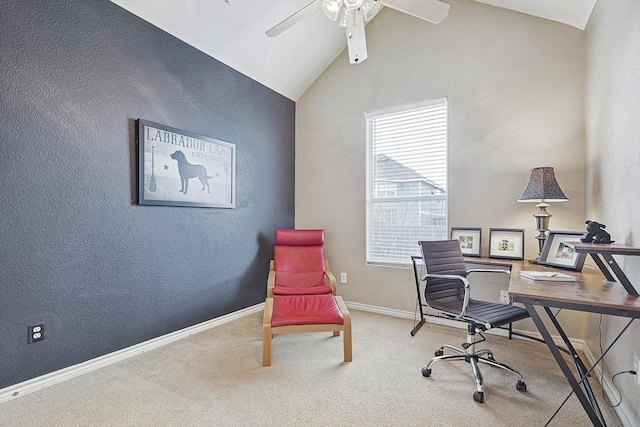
[
  {"x1": 473, "y1": 391, "x2": 485, "y2": 403},
  {"x1": 435, "y1": 349, "x2": 443, "y2": 357},
  {"x1": 516, "y1": 380, "x2": 527, "y2": 392},
  {"x1": 422, "y1": 367, "x2": 432, "y2": 377}
]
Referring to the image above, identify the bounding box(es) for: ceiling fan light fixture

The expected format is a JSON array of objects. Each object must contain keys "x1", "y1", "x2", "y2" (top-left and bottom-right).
[
  {"x1": 321, "y1": 0, "x2": 343, "y2": 21},
  {"x1": 362, "y1": 0, "x2": 381, "y2": 21},
  {"x1": 339, "y1": 8, "x2": 356, "y2": 28},
  {"x1": 267, "y1": 0, "x2": 450, "y2": 65}
]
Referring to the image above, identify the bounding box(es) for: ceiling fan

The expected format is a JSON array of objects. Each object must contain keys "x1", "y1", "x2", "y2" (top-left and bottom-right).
[{"x1": 266, "y1": 0, "x2": 450, "y2": 64}]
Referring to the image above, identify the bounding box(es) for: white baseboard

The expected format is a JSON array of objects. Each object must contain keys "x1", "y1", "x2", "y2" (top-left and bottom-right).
[{"x1": 0, "y1": 303, "x2": 265, "y2": 404}]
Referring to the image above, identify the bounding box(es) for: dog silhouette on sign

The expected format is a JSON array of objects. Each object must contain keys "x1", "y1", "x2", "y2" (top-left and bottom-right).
[{"x1": 170, "y1": 150, "x2": 212, "y2": 195}]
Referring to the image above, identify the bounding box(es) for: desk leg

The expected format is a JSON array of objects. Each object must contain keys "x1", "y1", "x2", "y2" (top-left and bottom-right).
[
  {"x1": 524, "y1": 303, "x2": 606, "y2": 427},
  {"x1": 411, "y1": 257, "x2": 427, "y2": 336},
  {"x1": 543, "y1": 307, "x2": 604, "y2": 423},
  {"x1": 411, "y1": 316, "x2": 426, "y2": 336}
]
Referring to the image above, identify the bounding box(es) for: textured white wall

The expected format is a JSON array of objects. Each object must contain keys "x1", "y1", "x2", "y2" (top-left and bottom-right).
[
  {"x1": 584, "y1": 1, "x2": 640, "y2": 425},
  {"x1": 296, "y1": 0, "x2": 586, "y2": 335}
]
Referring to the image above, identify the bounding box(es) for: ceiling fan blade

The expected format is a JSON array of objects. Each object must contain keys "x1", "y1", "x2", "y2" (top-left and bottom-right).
[
  {"x1": 381, "y1": 0, "x2": 450, "y2": 24},
  {"x1": 266, "y1": 0, "x2": 322, "y2": 37},
  {"x1": 346, "y1": 10, "x2": 367, "y2": 64}
]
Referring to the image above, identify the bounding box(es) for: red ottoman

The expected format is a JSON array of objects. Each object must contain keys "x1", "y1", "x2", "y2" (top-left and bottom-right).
[{"x1": 262, "y1": 294, "x2": 352, "y2": 366}]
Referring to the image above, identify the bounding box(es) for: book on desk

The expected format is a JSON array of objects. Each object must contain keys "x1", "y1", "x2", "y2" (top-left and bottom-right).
[{"x1": 519, "y1": 271, "x2": 576, "y2": 281}]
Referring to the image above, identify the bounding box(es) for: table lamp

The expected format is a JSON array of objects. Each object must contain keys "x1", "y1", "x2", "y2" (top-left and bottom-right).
[{"x1": 516, "y1": 167, "x2": 568, "y2": 257}]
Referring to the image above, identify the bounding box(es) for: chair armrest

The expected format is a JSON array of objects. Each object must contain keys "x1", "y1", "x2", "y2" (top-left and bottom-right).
[
  {"x1": 467, "y1": 268, "x2": 511, "y2": 277},
  {"x1": 466, "y1": 268, "x2": 513, "y2": 304},
  {"x1": 421, "y1": 273, "x2": 470, "y2": 318},
  {"x1": 421, "y1": 273, "x2": 470, "y2": 285},
  {"x1": 267, "y1": 260, "x2": 275, "y2": 298},
  {"x1": 324, "y1": 260, "x2": 337, "y2": 295}
]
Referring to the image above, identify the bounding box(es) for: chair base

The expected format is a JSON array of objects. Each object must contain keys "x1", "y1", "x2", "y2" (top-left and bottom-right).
[
  {"x1": 262, "y1": 295, "x2": 352, "y2": 366},
  {"x1": 421, "y1": 324, "x2": 526, "y2": 403}
]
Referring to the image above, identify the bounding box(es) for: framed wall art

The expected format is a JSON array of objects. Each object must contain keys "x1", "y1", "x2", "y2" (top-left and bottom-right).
[
  {"x1": 538, "y1": 230, "x2": 587, "y2": 271},
  {"x1": 137, "y1": 119, "x2": 236, "y2": 208},
  {"x1": 489, "y1": 228, "x2": 525, "y2": 260},
  {"x1": 450, "y1": 227, "x2": 482, "y2": 257}
]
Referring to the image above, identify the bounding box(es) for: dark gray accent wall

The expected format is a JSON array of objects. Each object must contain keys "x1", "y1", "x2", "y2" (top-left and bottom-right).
[{"x1": 0, "y1": 0, "x2": 294, "y2": 388}]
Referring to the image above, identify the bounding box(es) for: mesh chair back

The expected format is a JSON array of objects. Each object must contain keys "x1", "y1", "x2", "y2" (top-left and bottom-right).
[{"x1": 418, "y1": 240, "x2": 468, "y2": 312}]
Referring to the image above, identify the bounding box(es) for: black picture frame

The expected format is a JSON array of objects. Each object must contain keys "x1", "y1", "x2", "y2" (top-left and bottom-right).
[
  {"x1": 136, "y1": 119, "x2": 236, "y2": 208},
  {"x1": 538, "y1": 230, "x2": 587, "y2": 271},
  {"x1": 489, "y1": 228, "x2": 525, "y2": 260},
  {"x1": 450, "y1": 227, "x2": 482, "y2": 257}
]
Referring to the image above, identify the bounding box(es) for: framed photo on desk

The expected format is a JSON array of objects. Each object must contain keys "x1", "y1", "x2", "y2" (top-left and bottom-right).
[
  {"x1": 489, "y1": 228, "x2": 524, "y2": 260},
  {"x1": 538, "y1": 230, "x2": 587, "y2": 271},
  {"x1": 450, "y1": 227, "x2": 482, "y2": 257}
]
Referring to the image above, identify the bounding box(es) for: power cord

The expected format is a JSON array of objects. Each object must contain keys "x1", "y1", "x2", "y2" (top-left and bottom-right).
[
  {"x1": 544, "y1": 317, "x2": 635, "y2": 426},
  {"x1": 599, "y1": 314, "x2": 636, "y2": 408},
  {"x1": 603, "y1": 370, "x2": 636, "y2": 408}
]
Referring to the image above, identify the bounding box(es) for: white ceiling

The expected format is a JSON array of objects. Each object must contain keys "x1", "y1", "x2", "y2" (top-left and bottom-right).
[{"x1": 110, "y1": 0, "x2": 596, "y2": 101}]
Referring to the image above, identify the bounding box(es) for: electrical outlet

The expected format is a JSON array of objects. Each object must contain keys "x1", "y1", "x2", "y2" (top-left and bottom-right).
[
  {"x1": 28, "y1": 323, "x2": 45, "y2": 344},
  {"x1": 634, "y1": 355, "x2": 640, "y2": 386},
  {"x1": 500, "y1": 290, "x2": 510, "y2": 304},
  {"x1": 340, "y1": 272, "x2": 347, "y2": 284}
]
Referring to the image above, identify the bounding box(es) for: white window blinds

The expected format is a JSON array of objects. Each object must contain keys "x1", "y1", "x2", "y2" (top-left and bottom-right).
[{"x1": 365, "y1": 98, "x2": 448, "y2": 266}]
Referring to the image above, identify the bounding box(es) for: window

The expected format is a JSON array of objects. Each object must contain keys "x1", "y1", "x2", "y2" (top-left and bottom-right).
[{"x1": 365, "y1": 98, "x2": 448, "y2": 266}]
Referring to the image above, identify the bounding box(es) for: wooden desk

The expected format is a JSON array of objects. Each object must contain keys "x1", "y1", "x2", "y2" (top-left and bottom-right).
[{"x1": 509, "y1": 262, "x2": 640, "y2": 426}]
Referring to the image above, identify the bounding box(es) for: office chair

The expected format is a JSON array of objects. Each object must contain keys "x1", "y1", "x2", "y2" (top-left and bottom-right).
[
  {"x1": 267, "y1": 229, "x2": 336, "y2": 297},
  {"x1": 418, "y1": 240, "x2": 530, "y2": 403}
]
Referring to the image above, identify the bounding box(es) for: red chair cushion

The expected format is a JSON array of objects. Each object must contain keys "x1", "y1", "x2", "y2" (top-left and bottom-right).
[
  {"x1": 272, "y1": 284, "x2": 334, "y2": 296},
  {"x1": 274, "y1": 249, "x2": 325, "y2": 287},
  {"x1": 275, "y1": 229, "x2": 324, "y2": 246},
  {"x1": 273, "y1": 229, "x2": 329, "y2": 292},
  {"x1": 271, "y1": 295, "x2": 344, "y2": 327}
]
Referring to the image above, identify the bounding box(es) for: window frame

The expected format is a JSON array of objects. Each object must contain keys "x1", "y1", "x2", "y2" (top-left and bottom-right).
[{"x1": 365, "y1": 97, "x2": 449, "y2": 267}]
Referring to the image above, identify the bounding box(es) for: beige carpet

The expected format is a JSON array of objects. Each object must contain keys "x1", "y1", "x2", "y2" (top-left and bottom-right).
[{"x1": 0, "y1": 309, "x2": 622, "y2": 426}]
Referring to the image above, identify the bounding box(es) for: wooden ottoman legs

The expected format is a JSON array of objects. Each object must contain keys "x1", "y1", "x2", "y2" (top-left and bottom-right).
[
  {"x1": 336, "y1": 296, "x2": 352, "y2": 362},
  {"x1": 262, "y1": 296, "x2": 352, "y2": 367},
  {"x1": 263, "y1": 298, "x2": 274, "y2": 367}
]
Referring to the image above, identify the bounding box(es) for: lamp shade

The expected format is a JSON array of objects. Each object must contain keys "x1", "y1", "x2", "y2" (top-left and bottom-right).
[{"x1": 516, "y1": 167, "x2": 568, "y2": 203}]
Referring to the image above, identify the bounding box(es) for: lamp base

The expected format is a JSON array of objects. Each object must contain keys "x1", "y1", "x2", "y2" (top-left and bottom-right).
[{"x1": 534, "y1": 203, "x2": 551, "y2": 255}]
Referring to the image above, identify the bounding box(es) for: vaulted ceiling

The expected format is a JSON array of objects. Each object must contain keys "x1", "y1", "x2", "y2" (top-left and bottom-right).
[{"x1": 110, "y1": 0, "x2": 596, "y2": 101}]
